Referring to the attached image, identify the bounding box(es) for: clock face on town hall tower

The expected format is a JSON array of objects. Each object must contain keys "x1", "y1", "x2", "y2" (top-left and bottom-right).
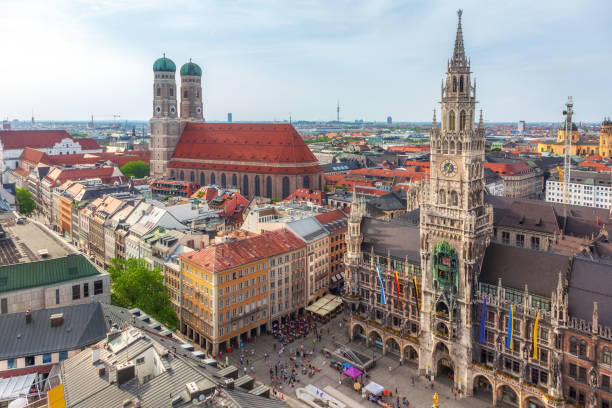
[{"x1": 440, "y1": 159, "x2": 458, "y2": 177}]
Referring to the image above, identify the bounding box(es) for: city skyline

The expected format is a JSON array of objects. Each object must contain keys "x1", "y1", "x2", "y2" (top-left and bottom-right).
[{"x1": 1, "y1": 0, "x2": 611, "y2": 122}]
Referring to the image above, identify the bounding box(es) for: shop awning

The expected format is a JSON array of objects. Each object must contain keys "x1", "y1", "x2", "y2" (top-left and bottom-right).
[
  {"x1": 306, "y1": 295, "x2": 343, "y2": 316},
  {"x1": 343, "y1": 366, "x2": 363, "y2": 379},
  {"x1": 364, "y1": 381, "x2": 385, "y2": 396}
]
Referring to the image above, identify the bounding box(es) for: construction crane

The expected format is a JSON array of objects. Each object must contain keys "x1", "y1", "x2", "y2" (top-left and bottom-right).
[{"x1": 562, "y1": 96, "x2": 574, "y2": 206}]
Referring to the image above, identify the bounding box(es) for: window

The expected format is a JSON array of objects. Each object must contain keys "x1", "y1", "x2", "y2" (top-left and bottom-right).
[
  {"x1": 94, "y1": 280, "x2": 103, "y2": 295},
  {"x1": 448, "y1": 111, "x2": 456, "y2": 131},
  {"x1": 43, "y1": 354, "x2": 52, "y2": 364},
  {"x1": 72, "y1": 285, "x2": 80, "y2": 300},
  {"x1": 7, "y1": 358, "x2": 15, "y2": 369},
  {"x1": 502, "y1": 231, "x2": 510, "y2": 245},
  {"x1": 570, "y1": 337, "x2": 578, "y2": 355},
  {"x1": 0, "y1": 298, "x2": 6, "y2": 314},
  {"x1": 25, "y1": 356, "x2": 35, "y2": 366},
  {"x1": 603, "y1": 347, "x2": 612, "y2": 365},
  {"x1": 170, "y1": 87, "x2": 173, "y2": 97},
  {"x1": 602, "y1": 374, "x2": 610, "y2": 391},
  {"x1": 156, "y1": 87, "x2": 161, "y2": 97},
  {"x1": 579, "y1": 340, "x2": 587, "y2": 358},
  {"x1": 516, "y1": 234, "x2": 525, "y2": 248},
  {"x1": 83, "y1": 283, "x2": 89, "y2": 298},
  {"x1": 55, "y1": 289, "x2": 60, "y2": 305},
  {"x1": 531, "y1": 236, "x2": 540, "y2": 250}
]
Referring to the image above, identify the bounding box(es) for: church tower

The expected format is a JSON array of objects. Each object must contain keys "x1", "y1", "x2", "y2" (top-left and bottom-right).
[
  {"x1": 179, "y1": 60, "x2": 204, "y2": 122},
  {"x1": 418, "y1": 10, "x2": 493, "y2": 393},
  {"x1": 150, "y1": 55, "x2": 181, "y2": 179}
]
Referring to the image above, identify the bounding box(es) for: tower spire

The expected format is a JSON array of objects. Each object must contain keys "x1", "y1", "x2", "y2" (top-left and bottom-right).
[
  {"x1": 451, "y1": 9, "x2": 467, "y2": 69},
  {"x1": 433, "y1": 109, "x2": 437, "y2": 129},
  {"x1": 479, "y1": 109, "x2": 483, "y2": 128}
]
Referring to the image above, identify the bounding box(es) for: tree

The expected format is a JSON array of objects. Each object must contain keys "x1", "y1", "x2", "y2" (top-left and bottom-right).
[
  {"x1": 16, "y1": 188, "x2": 35, "y2": 216},
  {"x1": 107, "y1": 258, "x2": 178, "y2": 329},
  {"x1": 120, "y1": 161, "x2": 150, "y2": 178}
]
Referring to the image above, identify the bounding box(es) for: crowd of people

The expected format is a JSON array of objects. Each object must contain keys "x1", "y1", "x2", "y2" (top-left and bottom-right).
[{"x1": 270, "y1": 314, "x2": 317, "y2": 345}]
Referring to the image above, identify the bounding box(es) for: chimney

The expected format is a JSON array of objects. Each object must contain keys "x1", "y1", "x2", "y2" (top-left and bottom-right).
[
  {"x1": 50, "y1": 313, "x2": 64, "y2": 327},
  {"x1": 25, "y1": 308, "x2": 32, "y2": 324},
  {"x1": 92, "y1": 347, "x2": 100, "y2": 364}
]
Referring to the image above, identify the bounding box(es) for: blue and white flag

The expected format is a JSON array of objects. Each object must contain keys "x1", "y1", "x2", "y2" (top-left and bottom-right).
[{"x1": 376, "y1": 266, "x2": 386, "y2": 305}]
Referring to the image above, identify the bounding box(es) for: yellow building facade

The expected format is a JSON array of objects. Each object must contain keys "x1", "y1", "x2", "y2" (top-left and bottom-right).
[
  {"x1": 599, "y1": 119, "x2": 612, "y2": 158},
  {"x1": 538, "y1": 123, "x2": 599, "y2": 156}
]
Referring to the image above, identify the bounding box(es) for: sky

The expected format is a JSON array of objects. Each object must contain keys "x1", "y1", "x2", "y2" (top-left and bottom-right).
[{"x1": 1, "y1": 0, "x2": 611, "y2": 123}]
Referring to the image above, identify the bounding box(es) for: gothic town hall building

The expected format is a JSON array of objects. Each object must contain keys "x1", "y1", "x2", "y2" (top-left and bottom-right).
[
  {"x1": 149, "y1": 57, "x2": 322, "y2": 200},
  {"x1": 344, "y1": 11, "x2": 612, "y2": 408}
]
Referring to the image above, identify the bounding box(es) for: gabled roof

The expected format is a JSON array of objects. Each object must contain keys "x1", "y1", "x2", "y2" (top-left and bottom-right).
[
  {"x1": 0, "y1": 130, "x2": 72, "y2": 150},
  {"x1": 76, "y1": 138, "x2": 101, "y2": 150},
  {"x1": 479, "y1": 243, "x2": 569, "y2": 297},
  {"x1": 170, "y1": 123, "x2": 322, "y2": 173},
  {"x1": 0, "y1": 254, "x2": 102, "y2": 294},
  {"x1": 0, "y1": 302, "x2": 108, "y2": 360},
  {"x1": 19, "y1": 147, "x2": 53, "y2": 166}
]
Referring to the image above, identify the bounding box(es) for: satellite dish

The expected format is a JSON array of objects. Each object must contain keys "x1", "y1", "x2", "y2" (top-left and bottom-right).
[
  {"x1": 192, "y1": 399, "x2": 198, "y2": 405},
  {"x1": 199, "y1": 394, "x2": 205, "y2": 401}
]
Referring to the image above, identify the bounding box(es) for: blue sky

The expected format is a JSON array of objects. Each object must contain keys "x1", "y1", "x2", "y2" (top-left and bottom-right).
[{"x1": 1, "y1": 0, "x2": 610, "y2": 122}]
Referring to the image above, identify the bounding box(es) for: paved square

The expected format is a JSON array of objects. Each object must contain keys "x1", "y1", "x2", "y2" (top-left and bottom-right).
[{"x1": 223, "y1": 314, "x2": 494, "y2": 408}]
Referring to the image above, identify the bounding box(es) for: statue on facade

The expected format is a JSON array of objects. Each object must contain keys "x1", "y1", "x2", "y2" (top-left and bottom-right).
[
  {"x1": 552, "y1": 352, "x2": 562, "y2": 391},
  {"x1": 495, "y1": 336, "x2": 504, "y2": 369}
]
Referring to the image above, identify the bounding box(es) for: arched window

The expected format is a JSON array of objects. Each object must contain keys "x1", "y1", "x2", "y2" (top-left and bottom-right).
[
  {"x1": 179, "y1": 171, "x2": 184, "y2": 181},
  {"x1": 221, "y1": 173, "x2": 227, "y2": 188},
  {"x1": 450, "y1": 191, "x2": 458, "y2": 206},
  {"x1": 183, "y1": 90, "x2": 188, "y2": 98},
  {"x1": 452, "y1": 77, "x2": 457, "y2": 92},
  {"x1": 200, "y1": 172, "x2": 205, "y2": 186},
  {"x1": 459, "y1": 76, "x2": 464, "y2": 92},
  {"x1": 170, "y1": 87, "x2": 174, "y2": 97},
  {"x1": 457, "y1": 142, "x2": 462, "y2": 153},
  {"x1": 156, "y1": 87, "x2": 161, "y2": 97},
  {"x1": 254, "y1": 175, "x2": 261, "y2": 196},
  {"x1": 438, "y1": 189, "x2": 446, "y2": 205},
  {"x1": 448, "y1": 111, "x2": 456, "y2": 131},
  {"x1": 282, "y1": 177, "x2": 290, "y2": 199},
  {"x1": 579, "y1": 340, "x2": 587, "y2": 358},
  {"x1": 170, "y1": 170, "x2": 175, "y2": 179},
  {"x1": 303, "y1": 175, "x2": 310, "y2": 189},
  {"x1": 266, "y1": 176, "x2": 272, "y2": 198},
  {"x1": 232, "y1": 174, "x2": 237, "y2": 187},
  {"x1": 243, "y1": 175, "x2": 249, "y2": 196},
  {"x1": 569, "y1": 337, "x2": 578, "y2": 355},
  {"x1": 449, "y1": 140, "x2": 455, "y2": 153},
  {"x1": 210, "y1": 173, "x2": 216, "y2": 185},
  {"x1": 460, "y1": 110, "x2": 467, "y2": 131},
  {"x1": 190, "y1": 171, "x2": 195, "y2": 182},
  {"x1": 603, "y1": 347, "x2": 611, "y2": 365}
]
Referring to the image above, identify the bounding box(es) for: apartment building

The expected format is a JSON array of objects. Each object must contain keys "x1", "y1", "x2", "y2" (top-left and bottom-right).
[
  {"x1": 546, "y1": 169, "x2": 612, "y2": 209},
  {"x1": 178, "y1": 230, "x2": 302, "y2": 356}
]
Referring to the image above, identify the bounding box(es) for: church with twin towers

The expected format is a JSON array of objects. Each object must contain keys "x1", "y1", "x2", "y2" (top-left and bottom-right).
[{"x1": 149, "y1": 56, "x2": 323, "y2": 200}]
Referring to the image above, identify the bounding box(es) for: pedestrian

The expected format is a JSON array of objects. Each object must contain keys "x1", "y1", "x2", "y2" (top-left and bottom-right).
[
  {"x1": 453, "y1": 388, "x2": 457, "y2": 400},
  {"x1": 399, "y1": 358, "x2": 403, "y2": 366},
  {"x1": 430, "y1": 379, "x2": 435, "y2": 389},
  {"x1": 388, "y1": 366, "x2": 392, "y2": 374},
  {"x1": 410, "y1": 376, "x2": 415, "y2": 386}
]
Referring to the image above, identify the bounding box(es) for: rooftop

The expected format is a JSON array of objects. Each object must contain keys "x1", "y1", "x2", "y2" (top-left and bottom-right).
[
  {"x1": 0, "y1": 253, "x2": 103, "y2": 294},
  {"x1": 0, "y1": 302, "x2": 108, "y2": 360},
  {"x1": 0, "y1": 220, "x2": 74, "y2": 266}
]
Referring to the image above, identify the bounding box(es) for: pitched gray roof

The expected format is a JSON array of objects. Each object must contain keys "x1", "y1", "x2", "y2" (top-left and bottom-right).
[
  {"x1": 568, "y1": 257, "x2": 612, "y2": 328},
  {"x1": 0, "y1": 302, "x2": 107, "y2": 360},
  {"x1": 479, "y1": 243, "x2": 570, "y2": 297},
  {"x1": 361, "y1": 210, "x2": 420, "y2": 263}
]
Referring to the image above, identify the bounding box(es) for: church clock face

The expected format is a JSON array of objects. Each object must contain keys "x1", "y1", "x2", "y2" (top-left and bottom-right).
[{"x1": 440, "y1": 159, "x2": 457, "y2": 177}]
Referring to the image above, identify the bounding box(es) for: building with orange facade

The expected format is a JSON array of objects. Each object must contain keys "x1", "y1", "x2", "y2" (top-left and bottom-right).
[{"x1": 178, "y1": 229, "x2": 305, "y2": 356}]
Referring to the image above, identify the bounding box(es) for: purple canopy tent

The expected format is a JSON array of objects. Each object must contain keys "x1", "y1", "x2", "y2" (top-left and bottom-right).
[{"x1": 343, "y1": 366, "x2": 363, "y2": 379}]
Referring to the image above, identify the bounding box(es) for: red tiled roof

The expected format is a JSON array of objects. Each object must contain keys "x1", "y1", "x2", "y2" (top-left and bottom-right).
[
  {"x1": 180, "y1": 229, "x2": 305, "y2": 272},
  {"x1": 485, "y1": 161, "x2": 535, "y2": 176},
  {"x1": 170, "y1": 123, "x2": 321, "y2": 172},
  {"x1": 0, "y1": 364, "x2": 53, "y2": 379},
  {"x1": 169, "y1": 161, "x2": 321, "y2": 175},
  {"x1": 314, "y1": 209, "x2": 348, "y2": 226},
  {"x1": 76, "y1": 138, "x2": 102, "y2": 150},
  {"x1": 44, "y1": 166, "x2": 121, "y2": 186},
  {"x1": 0, "y1": 130, "x2": 71, "y2": 149},
  {"x1": 10, "y1": 168, "x2": 29, "y2": 178},
  {"x1": 285, "y1": 188, "x2": 326, "y2": 204},
  {"x1": 19, "y1": 147, "x2": 53, "y2": 165}
]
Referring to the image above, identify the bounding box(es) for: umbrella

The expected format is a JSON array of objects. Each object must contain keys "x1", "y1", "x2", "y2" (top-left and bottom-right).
[
  {"x1": 343, "y1": 366, "x2": 363, "y2": 379},
  {"x1": 383, "y1": 389, "x2": 390, "y2": 396},
  {"x1": 354, "y1": 382, "x2": 361, "y2": 391}
]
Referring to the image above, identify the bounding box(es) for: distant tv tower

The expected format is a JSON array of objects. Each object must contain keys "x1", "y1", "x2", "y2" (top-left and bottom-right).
[
  {"x1": 336, "y1": 100, "x2": 340, "y2": 123},
  {"x1": 31, "y1": 109, "x2": 34, "y2": 125}
]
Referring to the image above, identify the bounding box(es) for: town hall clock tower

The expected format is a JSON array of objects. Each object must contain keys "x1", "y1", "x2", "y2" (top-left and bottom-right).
[{"x1": 418, "y1": 10, "x2": 493, "y2": 392}]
